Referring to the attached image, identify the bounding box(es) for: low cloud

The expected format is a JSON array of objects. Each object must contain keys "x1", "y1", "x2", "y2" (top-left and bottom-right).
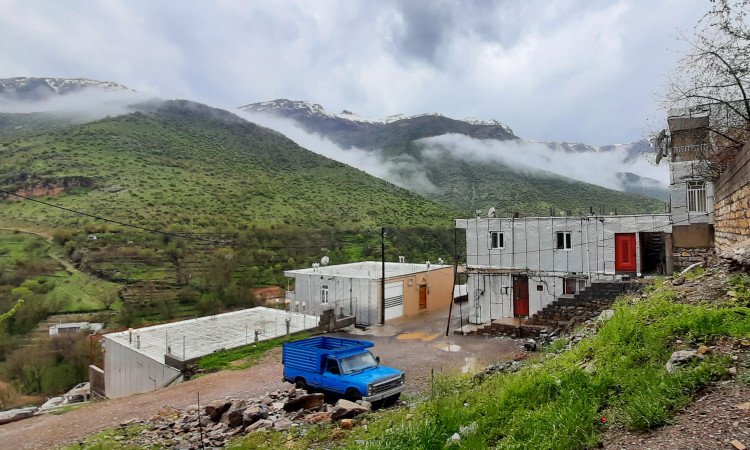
[
  {"x1": 416, "y1": 133, "x2": 668, "y2": 191},
  {"x1": 0, "y1": 88, "x2": 149, "y2": 122},
  {"x1": 237, "y1": 110, "x2": 439, "y2": 193}
]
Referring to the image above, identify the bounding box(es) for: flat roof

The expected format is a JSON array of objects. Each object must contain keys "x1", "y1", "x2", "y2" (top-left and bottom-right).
[
  {"x1": 284, "y1": 261, "x2": 452, "y2": 280},
  {"x1": 103, "y1": 306, "x2": 319, "y2": 363}
]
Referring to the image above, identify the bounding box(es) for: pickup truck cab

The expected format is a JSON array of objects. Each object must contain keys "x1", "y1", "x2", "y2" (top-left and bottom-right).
[{"x1": 282, "y1": 336, "x2": 404, "y2": 404}]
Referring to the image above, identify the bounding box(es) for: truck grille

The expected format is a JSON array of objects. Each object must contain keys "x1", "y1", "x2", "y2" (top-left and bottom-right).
[{"x1": 372, "y1": 375, "x2": 401, "y2": 394}]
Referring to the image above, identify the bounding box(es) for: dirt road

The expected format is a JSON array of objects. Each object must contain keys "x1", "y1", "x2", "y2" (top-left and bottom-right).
[{"x1": 0, "y1": 307, "x2": 521, "y2": 449}]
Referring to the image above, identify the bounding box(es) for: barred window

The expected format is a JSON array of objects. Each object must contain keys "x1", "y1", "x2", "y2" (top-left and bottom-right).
[{"x1": 687, "y1": 181, "x2": 707, "y2": 212}]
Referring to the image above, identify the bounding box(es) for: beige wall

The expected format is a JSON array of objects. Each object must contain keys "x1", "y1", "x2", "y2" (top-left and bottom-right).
[
  {"x1": 714, "y1": 142, "x2": 750, "y2": 252},
  {"x1": 381, "y1": 266, "x2": 454, "y2": 320}
]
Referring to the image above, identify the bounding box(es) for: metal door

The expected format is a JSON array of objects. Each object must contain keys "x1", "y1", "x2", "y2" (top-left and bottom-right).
[
  {"x1": 512, "y1": 275, "x2": 529, "y2": 317},
  {"x1": 615, "y1": 233, "x2": 637, "y2": 271}
]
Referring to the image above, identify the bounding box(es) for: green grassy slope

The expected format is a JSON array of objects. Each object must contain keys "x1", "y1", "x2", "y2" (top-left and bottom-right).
[{"x1": 0, "y1": 101, "x2": 458, "y2": 230}]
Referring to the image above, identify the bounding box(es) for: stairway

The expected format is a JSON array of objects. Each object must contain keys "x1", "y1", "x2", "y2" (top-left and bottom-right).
[{"x1": 525, "y1": 280, "x2": 642, "y2": 328}]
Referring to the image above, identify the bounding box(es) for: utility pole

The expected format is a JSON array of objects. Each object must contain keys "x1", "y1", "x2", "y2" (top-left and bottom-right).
[{"x1": 380, "y1": 227, "x2": 385, "y2": 325}]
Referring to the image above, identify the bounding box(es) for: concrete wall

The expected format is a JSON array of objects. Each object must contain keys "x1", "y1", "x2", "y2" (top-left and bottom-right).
[
  {"x1": 457, "y1": 215, "x2": 672, "y2": 324},
  {"x1": 670, "y1": 161, "x2": 715, "y2": 226},
  {"x1": 288, "y1": 273, "x2": 376, "y2": 325},
  {"x1": 466, "y1": 273, "x2": 564, "y2": 324},
  {"x1": 457, "y1": 215, "x2": 673, "y2": 277},
  {"x1": 714, "y1": 142, "x2": 750, "y2": 252},
  {"x1": 103, "y1": 337, "x2": 181, "y2": 399},
  {"x1": 384, "y1": 266, "x2": 454, "y2": 318}
]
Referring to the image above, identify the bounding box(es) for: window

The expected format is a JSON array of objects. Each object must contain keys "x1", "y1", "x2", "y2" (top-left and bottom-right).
[
  {"x1": 687, "y1": 181, "x2": 707, "y2": 212},
  {"x1": 321, "y1": 285, "x2": 329, "y2": 304},
  {"x1": 490, "y1": 231, "x2": 504, "y2": 249},
  {"x1": 327, "y1": 358, "x2": 340, "y2": 375},
  {"x1": 556, "y1": 232, "x2": 572, "y2": 250}
]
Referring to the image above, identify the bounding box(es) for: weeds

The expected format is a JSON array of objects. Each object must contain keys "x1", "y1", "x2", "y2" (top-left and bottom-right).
[{"x1": 233, "y1": 284, "x2": 749, "y2": 449}]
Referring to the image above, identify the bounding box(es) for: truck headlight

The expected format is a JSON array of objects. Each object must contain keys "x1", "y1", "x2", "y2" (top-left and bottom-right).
[
  {"x1": 400, "y1": 373, "x2": 405, "y2": 385},
  {"x1": 367, "y1": 384, "x2": 372, "y2": 396}
]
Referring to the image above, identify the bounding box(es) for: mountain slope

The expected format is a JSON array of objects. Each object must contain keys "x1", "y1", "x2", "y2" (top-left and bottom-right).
[
  {"x1": 0, "y1": 100, "x2": 457, "y2": 230},
  {"x1": 239, "y1": 99, "x2": 667, "y2": 216},
  {"x1": 0, "y1": 77, "x2": 131, "y2": 103}
]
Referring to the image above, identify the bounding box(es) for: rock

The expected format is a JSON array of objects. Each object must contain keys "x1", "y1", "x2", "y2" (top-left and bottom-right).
[
  {"x1": 731, "y1": 439, "x2": 747, "y2": 450},
  {"x1": 225, "y1": 407, "x2": 247, "y2": 428},
  {"x1": 697, "y1": 345, "x2": 711, "y2": 354},
  {"x1": 272, "y1": 402, "x2": 285, "y2": 410},
  {"x1": 728, "y1": 290, "x2": 738, "y2": 297},
  {"x1": 665, "y1": 350, "x2": 702, "y2": 373},
  {"x1": 340, "y1": 418, "x2": 354, "y2": 429},
  {"x1": 157, "y1": 405, "x2": 180, "y2": 418},
  {"x1": 446, "y1": 432, "x2": 461, "y2": 446},
  {"x1": 283, "y1": 393, "x2": 325, "y2": 412},
  {"x1": 523, "y1": 340, "x2": 538, "y2": 351},
  {"x1": 331, "y1": 399, "x2": 370, "y2": 421},
  {"x1": 245, "y1": 419, "x2": 272, "y2": 432},
  {"x1": 242, "y1": 405, "x2": 269, "y2": 426},
  {"x1": 273, "y1": 418, "x2": 293, "y2": 430},
  {"x1": 673, "y1": 276, "x2": 686, "y2": 286},
  {"x1": 597, "y1": 309, "x2": 615, "y2": 321},
  {"x1": 303, "y1": 412, "x2": 332, "y2": 424},
  {"x1": 204, "y1": 400, "x2": 232, "y2": 421}
]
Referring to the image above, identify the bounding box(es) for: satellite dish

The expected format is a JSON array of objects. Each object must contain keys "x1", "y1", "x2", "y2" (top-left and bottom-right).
[
  {"x1": 321, "y1": 256, "x2": 330, "y2": 266},
  {"x1": 488, "y1": 207, "x2": 496, "y2": 218}
]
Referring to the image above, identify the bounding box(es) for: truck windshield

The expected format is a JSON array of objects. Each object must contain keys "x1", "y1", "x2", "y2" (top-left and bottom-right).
[{"x1": 339, "y1": 351, "x2": 378, "y2": 374}]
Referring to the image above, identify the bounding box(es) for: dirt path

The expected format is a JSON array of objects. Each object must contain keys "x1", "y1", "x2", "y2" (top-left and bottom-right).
[{"x1": 0, "y1": 308, "x2": 521, "y2": 449}]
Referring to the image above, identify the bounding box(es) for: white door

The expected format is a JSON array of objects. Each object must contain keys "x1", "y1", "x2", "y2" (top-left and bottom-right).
[{"x1": 384, "y1": 281, "x2": 404, "y2": 320}]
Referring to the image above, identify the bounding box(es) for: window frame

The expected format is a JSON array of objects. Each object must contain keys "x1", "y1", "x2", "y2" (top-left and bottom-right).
[
  {"x1": 556, "y1": 231, "x2": 572, "y2": 250},
  {"x1": 490, "y1": 231, "x2": 505, "y2": 249},
  {"x1": 321, "y1": 284, "x2": 329, "y2": 304},
  {"x1": 687, "y1": 180, "x2": 707, "y2": 212}
]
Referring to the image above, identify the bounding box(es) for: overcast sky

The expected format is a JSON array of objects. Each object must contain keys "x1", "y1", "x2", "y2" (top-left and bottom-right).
[{"x1": 0, "y1": 0, "x2": 708, "y2": 145}]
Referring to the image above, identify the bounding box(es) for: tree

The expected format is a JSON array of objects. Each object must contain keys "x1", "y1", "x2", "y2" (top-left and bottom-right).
[{"x1": 659, "y1": 0, "x2": 750, "y2": 175}]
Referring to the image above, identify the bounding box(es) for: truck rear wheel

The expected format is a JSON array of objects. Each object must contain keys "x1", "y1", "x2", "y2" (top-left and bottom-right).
[
  {"x1": 294, "y1": 377, "x2": 308, "y2": 392},
  {"x1": 345, "y1": 388, "x2": 362, "y2": 402}
]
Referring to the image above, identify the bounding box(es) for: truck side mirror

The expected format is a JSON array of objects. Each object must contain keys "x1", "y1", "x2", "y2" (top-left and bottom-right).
[{"x1": 376, "y1": 356, "x2": 380, "y2": 365}]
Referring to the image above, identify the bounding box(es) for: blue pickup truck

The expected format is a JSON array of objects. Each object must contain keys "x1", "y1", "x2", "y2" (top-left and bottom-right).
[{"x1": 282, "y1": 336, "x2": 404, "y2": 404}]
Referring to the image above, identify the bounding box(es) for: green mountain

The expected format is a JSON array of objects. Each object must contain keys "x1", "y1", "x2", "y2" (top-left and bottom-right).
[
  {"x1": 240, "y1": 100, "x2": 667, "y2": 216},
  {"x1": 0, "y1": 100, "x2": 458, "y2": 230}
]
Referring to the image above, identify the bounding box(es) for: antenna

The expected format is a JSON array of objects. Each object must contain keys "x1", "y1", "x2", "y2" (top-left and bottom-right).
[{"x1": 320, "y1": 256, "x2": 329, "y2": 266}]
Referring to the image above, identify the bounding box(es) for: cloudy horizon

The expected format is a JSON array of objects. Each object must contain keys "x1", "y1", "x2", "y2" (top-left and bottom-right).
[{"x1": 0, "y1": 0, "x2": 710, "y2": 146}]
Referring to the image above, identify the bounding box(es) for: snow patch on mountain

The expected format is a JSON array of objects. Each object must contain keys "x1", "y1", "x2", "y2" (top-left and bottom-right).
[{"x1": 239, "y1": 99, "x2": 514, "y2": 131}]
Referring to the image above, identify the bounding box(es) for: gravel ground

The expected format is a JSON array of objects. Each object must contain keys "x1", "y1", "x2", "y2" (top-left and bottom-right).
[{"x1": 0, "y1": 306, "x2": 522, "y2": 449}]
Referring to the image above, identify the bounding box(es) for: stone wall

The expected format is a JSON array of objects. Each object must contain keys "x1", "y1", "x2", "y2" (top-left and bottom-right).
[
  {"x1": 672, "y1": 246, "x2": 716, "y2": 272},
  {"x1": 714, "y1": 142, "x2": 750, "y2": 253}
]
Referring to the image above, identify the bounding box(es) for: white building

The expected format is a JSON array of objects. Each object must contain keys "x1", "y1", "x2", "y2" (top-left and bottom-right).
[
  {"x1": 98, "y1": 307, "x2": 318, "y2": 398},
  {"x1": 456, "y1": 214, "x2": 673, "y2": 324},
  {"x1": 49, "y1": 321, "x2": 103, "y2": 336},
  {"x1": 284, "y1": 261, "x2": 454, "y2": 326}
]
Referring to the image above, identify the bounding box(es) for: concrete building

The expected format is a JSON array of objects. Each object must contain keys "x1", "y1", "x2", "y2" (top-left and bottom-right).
[
  {"x1": 456, "y1": 214, "x2": 672, "y2": 324},
  {"x1": 97, "y1": 307, "x2": 318, "y2": 398},
  {"x1": 49, "y1": 321, "x2": 103, "y2": 336},
  {"x1": 456, "y1": 103, "x2": 740, "y2": 327},
  {"x1": 284, "y1": 261, "x2": 454, "y2": 326}
]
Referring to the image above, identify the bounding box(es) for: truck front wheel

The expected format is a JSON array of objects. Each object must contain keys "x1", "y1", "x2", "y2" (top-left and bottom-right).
[
  {"x1": 384, "y1": 393, "x2": 401, "y2": 406},
  {"x1": 345, "y1": 388, "x2": 362, "y2": 402}
]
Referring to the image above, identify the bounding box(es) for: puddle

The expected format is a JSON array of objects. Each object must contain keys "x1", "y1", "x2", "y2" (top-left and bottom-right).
[
  {"x1": 397, "y1": 332, "x2": 439, "y2": 341},
  {"x1": 433, "y1": 342, "x2": 461, "y2": 352},
  {"x1": 461, "y1": 357, "x2": 478, "y2": 374}
]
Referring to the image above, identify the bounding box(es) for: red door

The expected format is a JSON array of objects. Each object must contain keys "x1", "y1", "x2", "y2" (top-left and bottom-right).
[
  {"x1": 419, "y1": 285, "x2": 427, "y2": 310},
  {"x1": 512, "y1": 276, "x2": 529, "y2": 317},
  {"x1": 615, "y1": 233, "x2": 637, "y2": 271}
]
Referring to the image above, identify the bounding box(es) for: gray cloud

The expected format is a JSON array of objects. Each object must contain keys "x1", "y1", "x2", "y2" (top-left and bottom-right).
[{"x1": 0, "y1": 0, "x2": 709, "y2": 145}]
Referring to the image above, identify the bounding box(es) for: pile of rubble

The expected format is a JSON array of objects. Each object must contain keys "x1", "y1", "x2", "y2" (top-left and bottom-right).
[{"x1": 92, "y1": 388, "x2": 375, "y2": 448}]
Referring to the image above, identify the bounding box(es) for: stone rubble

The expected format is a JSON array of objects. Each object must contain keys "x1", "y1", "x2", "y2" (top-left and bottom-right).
[{"x1": 91, "y1": 387, "x2": 377, "y2": 448}]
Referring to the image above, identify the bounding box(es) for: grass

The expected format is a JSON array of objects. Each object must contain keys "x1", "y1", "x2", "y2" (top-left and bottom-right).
[
  {"x1": 228, "y1": 282, "x2": 750, "y2": 449},
  {"x1": 196, "y1": 331, "x2": 313, "y2": 371},
  {"x1": 64, "y1": 425, "x2": 154, "y2": 450}
]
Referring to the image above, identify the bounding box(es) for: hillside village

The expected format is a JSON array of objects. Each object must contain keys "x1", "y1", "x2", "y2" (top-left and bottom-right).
[{"x1": 1, "y1": 2, "x2": 750, "y2": 449}]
